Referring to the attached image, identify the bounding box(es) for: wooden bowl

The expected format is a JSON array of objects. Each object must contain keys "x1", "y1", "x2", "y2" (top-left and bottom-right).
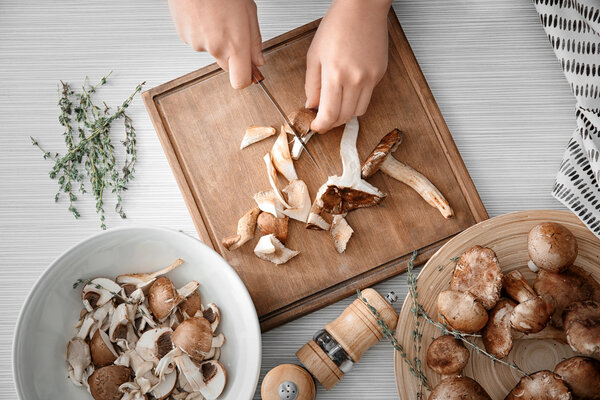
[{"x1": 394, "y1": 210, "x2": 600, "y2": 399}]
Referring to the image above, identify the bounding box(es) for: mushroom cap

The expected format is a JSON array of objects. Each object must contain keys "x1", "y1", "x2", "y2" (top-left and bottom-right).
[
  {"x1": 320, "y1": 185, "x2": 385, "y2": 214},
  {"x1": 148, "y1": 276, "x2": 181, "y2": 320},
  {"x1": 172, "y1": 316, "x2": 213, "y2": 360},
  {"x1": 88, "y1": 365, "x2": 132, "y2": 400},
  {"x1": 288, "y1": 108, "x2": 317, "y2": 135},
  {"x1": 179, "y1": 290, "x2": 202, "y2": 318},
  {"x1": 534, "y1": 266, "x2": 600, "y2": 328},
  {"x1": 563, "y1": 300, "x2": 600, "y2": 357},
  {"x1": 505, "y1": 370, "x2": 571, "y2": 400},
  {"x1": 450, "y1": 246, "x2": 503, "y2": 310},
  {"x1": 437, "y1": 290, "x2": 489, "y2": 334},
  {"x1": 482, "y1": 298, "x2": 517, "y2": 359},
  {"x1": 528, "y1": 222, "x2": 578, "y2": 273},
  {"x1": 257, "y1": 212, "x2": 289, "y2": 244},
  {"x1": 361, "y1": 128, "x2": 403, "y2": 178},
  {"x1": 554, "y1": 356, "x2": 600, "y2": 400},
  {"x1": 428, "y1": 376, "x2": 491, "y2": 400},
  {"x1": 90, "y1": 330, "x2": 117, "y2": 367},
  {"x1": 426, "y1": 334, "x2": 470, "y2": 376},
  {"x1": 510, "y1": 295, "x2": 556, "y2": 334}
]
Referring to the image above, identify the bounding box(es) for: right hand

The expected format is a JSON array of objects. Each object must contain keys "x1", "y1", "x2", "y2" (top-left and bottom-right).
[{"x1": 168, "y1": 0, "x2": 264, "y2": 89}]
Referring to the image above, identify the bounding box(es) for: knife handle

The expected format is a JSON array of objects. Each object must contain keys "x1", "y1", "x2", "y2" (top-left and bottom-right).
[{"x1": 251, "y1": 64, "x2": 264, "y2": 83}]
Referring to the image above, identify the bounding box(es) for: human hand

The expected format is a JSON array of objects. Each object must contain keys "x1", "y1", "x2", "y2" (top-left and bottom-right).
[
  {"x1": 305, "y1": 0, "x2": 391, "y2": 133},
  {"x1": 168, "y1": 0, "x2": 264, "y2": 89}
]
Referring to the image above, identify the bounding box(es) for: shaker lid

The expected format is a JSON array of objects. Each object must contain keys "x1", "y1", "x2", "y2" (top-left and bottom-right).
[{"x1": 261, "y1": 364, "x2": 316, "y2": 400}]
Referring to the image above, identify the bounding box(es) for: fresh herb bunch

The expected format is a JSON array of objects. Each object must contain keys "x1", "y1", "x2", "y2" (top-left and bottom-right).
[{"x1": 31, "y1": 72, "x2": 145, "y2": 229}]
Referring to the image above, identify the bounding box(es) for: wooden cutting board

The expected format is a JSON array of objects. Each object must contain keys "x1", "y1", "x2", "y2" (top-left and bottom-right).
[{"x1": 142, "y1": 11, "x2": 488, "y2": 331}]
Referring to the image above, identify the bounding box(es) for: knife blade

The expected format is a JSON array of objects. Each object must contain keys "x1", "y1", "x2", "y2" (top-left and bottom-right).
[{"x1": 252, "y1": 65, "x2": 320, "y2": 169}]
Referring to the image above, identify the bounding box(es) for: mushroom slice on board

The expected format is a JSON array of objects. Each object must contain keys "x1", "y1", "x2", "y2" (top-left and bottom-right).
[
  {"x1": 429, "y1": 376, "x2": 491, "y2": 400},
  {"x1": 306, "y1": 183, "x2": 331, "y2": 231},
  {"x1": 554, "y1": 356, "x2": 600, "y2": 400},
  {"x1": 221, "y1": 207, "x2": 260, "y2": 251},
  {"x1": 504, "y1": 270, "x2": 555, "y2": 334},
  {"x1": 361, "y1": 128, "x2": 454, "y2": 219},
  {"x1": 66, "y1": 337, "x2": 92, "y2": 386},
  {"x1": 426, "y1": 335, "x2": 470, "y2": 378},
  {"x1": 254, "y1": 189, "x2": 285, "y2": 218},
  {"x1": 436, "y1": 290, "x2": 488, "y2": 334},
  {"x1": 257, "y1": 212, "x2": 289, "y2": 244},
  {"x1": 240, "y1": 126, "x2": 276, "y2": 149},
  {"x1": 319, "y1": 118, "x2": 385, "y2": 214},
  {"x1": 116, "y1": 258, "x2": 184, "y2": 287},
  {"x1": 282, "y1": 180, "x2": 311, "y2": 223},
  {"x1": 450, "y1": 246, "x2": 503, "y2": 310},
  {"x1": 505, "y1": 370, "x2": 571, "y2": 400},
  {"x1": 482, "y1": 298, "x2": 517, "y2": 359},
  {"x1": 82, "y1": 278, "x2": 122, "y2": 309},
  {"x1": 330, "y1": 214, "x2": 353, "y2": 253},
  {"x1": 87, "y1": 365, "x2": 132, "y2": 400},
  {"x1": 136, "y1": 327, "x2": 173, "y2": 364},
  {"x1": 172, "y1": 316, "x2": 213, "y2": 361},
  {"x1": 254, "y1": 234, "x2": 300, "y2": 265},
  {"x1": 271, "y1": 127, "x2": 298, "y2": 181},
  {"x1": 528, "y1": 222, "x2": 578, "y2": 273},
  {"x1": 264, "y1": 153, "x2": 291, "y2": 208},
  {"x1": 563, "y1": 300, "x2": 600, "y2": 357},
  {"x1": 286, "y1": 108, "x2": 317, "y2": 160}
]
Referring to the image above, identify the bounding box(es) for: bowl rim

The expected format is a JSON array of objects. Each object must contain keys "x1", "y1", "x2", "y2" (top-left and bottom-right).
[{"x1": 11, "y1": 225, "x2": 261, "y2": 400}]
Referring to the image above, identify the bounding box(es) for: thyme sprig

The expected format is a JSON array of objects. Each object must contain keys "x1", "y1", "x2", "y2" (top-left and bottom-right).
[{"x1": 31, "y1": 72, "x2": 145, "y2": 229}]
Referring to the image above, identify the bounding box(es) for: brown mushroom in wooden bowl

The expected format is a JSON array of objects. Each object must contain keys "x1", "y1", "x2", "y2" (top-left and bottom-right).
[
  {"x1": 554, "y1": 356, "x2": 600, "y2": 400},
  {"x1": 436, "y1": 290, "x2": 489, "y2": 334},
  {"x1": 429, "y1": 376, "x2": 492, "y2": 400},
  {"x1": 528, "y1": 222, "x2": 578, "y2": 273},
  {"x1": 504, "y1": 370, "x2": 571, "y2": 400},
  {"x1": 426, "y1": 335, "x2": 470, "y2": 378}
]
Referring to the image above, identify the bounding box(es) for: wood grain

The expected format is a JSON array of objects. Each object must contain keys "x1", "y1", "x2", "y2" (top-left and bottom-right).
[{"x1": 143, "y1": 12, "x2": 487, "y2": 331}]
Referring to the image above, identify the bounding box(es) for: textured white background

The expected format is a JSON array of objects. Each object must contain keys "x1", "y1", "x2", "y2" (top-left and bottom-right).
[{"x1": 0, "y1": 0, "x2": 575, "y2": 398}]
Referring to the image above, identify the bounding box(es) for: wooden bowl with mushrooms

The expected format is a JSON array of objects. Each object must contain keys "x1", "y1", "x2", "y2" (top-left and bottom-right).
[
  {"x1": 13, "y1": 226, "x2": 261, "y2": 400},
  {"x1": 394, "y1": 210, "x2": 600, "y2": 399}
]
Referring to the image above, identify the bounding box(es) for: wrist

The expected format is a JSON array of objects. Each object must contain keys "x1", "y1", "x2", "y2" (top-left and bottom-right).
[{"x1": 331, "y1": 0, "x2": 392, "y2": 18}]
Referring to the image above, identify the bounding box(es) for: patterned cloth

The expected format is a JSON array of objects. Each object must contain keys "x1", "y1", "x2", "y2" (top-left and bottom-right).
[{"x1": 533, "y1": 0, "x2": 600, "y2": 236}]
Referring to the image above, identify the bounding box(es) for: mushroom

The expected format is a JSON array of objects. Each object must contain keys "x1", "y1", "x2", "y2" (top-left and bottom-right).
[
  {"x1": 88, "y1": 365, "x2": 132, "y2": 400},
  {"x1": 504, "y1": 270, "x2": 555, "y2": 333},
  {"x1": 240, "y1": 125, "x2": 276, "y2": 149},
  {"x1": 254, "y1": 189, "x2": 285, "y2": 218},
  {"x1": 271, "y1": 127, "x2": 298, "y2": 181},
  {"x1": 116, "y1": 259, "x2": 184, "y2": 288},
  {"x1": 67, "y1": 337, "x2": 92, "y2": 386},
  {"x1": 533, "y1": 266, "x2": 600, "y2": 328},
  {"x1": 253, "y1": 234, "x2": 300, "y2": 265},
  {"x1": 317, "y1": 117, "x2": 385, "y2": 214},
  {"x1": 174, "y1": 355, "x2": 227, "y2": 399},
  {"x1": 482, "y1": 298, "x2": 517, "y2": 359},
  {"x1": 554, "y1": 356, "x2": 600, "y2": 400},
  {"x1": 436, "y1": 290, "x2": 488, "y2": 333},
  {"x1": 330, "y1": 214, "x2": 353, "y2": 253},
  {"x1": 428, "y1": 376, "x2": 491, "y2": 400},
  {"x1": 82, "y1": 278, "x2": 122, "y2": 309},
  {"x1": 221, "y1": 207, "x2": 260, "y2": 250},
  {"x1": 286, "y1": 108, "x2": 317, "y2": 160},
  {"x1": 257, "y1": 212, "x2": 289, "y2": 243},
  {"x1": 150, "y1": 370, "x2": 178, "y2": 400},
  {"x1": 361, "y1": 129, "x2": 453, "y2": 219},
  {"x1": 563, "y1": 300, "x2": 600, "y2": 357},
  {"x1": 172, "y1": 316, "x2": 213, "y2": 361},
  {"x1": 306, "y1": 183, "x2": 331, "y2": 230},
  {"x1": 426, "y1": 335, "x2": 470, "y2": 378},
  {"x1": 505, "y1": 370, "x2": 571, "y2": 400},
  {"x1": 179, "y1": 291, "x2": 201, "y2": 319},
  {"x1": 528, "y1": 222, "x2": 578, "y2": 273},
  {"x1": 264, "y1": 153, "x2": 291, "y2": 208},
  {"x1": 450, "y1": 246, "x2": 503, "y2": 310},
  {"x1": 282, "y1": 179, "x2": 311, "y2": 223},
  {"x1": 202, "y1": 303, "x2": 221, "y2": 332},
  {"x1": 108, "y1": 303, "x2": 130, "y2": 342},
  {"x1": 148, "y1": 277, "x2": 198, "y2": 321},
  {"x1": 136, "y1": 327, "x2": 173, "y2": 364},
  {"x1": 90, "y1": 330, "x2": 118, "y2": 367}
]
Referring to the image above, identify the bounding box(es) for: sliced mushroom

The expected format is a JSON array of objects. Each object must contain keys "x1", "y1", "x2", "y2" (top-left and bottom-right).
[
  {"x1": 90, "y1": 330, "x2": 118, "y2": 367},
  {"x1": 286, "y1": 108, "x2": 317, "y2": 160},
  {"x1": 554, "y1": 356, "x2": 600, "y2": 400},
  {"x1": 77, "y1": 314, "x2": 96, "y2": 339},
  {"x1": 271, "y1": 127, "x2": 298, "y2": 181},
  {"x1": 179, "y1": 291, "x2": 202, "y2": 319},
  {"x1": 505, "y1": 370, "x2": 571, "y2": 400},
  {"x1": 197, "y1": 360, "x2": 227, "y2": 400},
  {"x1": 109, "y1": 303, "x2": 129, "y2": 342},
  {"x1": 254, "y1": 189, "x2": 285, "y2": 218},
  {"x1": 482, "y1": 298, "x2": 517, "y2": 359},
  {"x1": 221, "y1": 206, "x2": 260, "y2": 251},
  {"x1": 116, "y1": 259, "x2": 184, "y2": 287},
  {"x1": 136, "y1": 327, "x2": 173, "y2": 364},
  {"x1": 426, "y1": 335, "x2": 470, "y2": 378},
  {"x1": 88, "y1": 365, "x2": 132, "y2": 400},
  {"x1": 361, "y1": 128, "x2": 453, "y2": 219},
  {"x1": 240, "y1": 126, "x2": 276, "y2": 149},
  {"x1": 67, "y1": 337, "x2": 92, "y2": 386},
  {"x1": 306, "y1": 183, "x2": 331, "y2": 230},
  {"x1": 437, "y1": 290, "x2": 488, "y2": 333},
  {"x1": 429, "y1": 376, "x2": 491, "y2": 400},
  {"x1": 282, "y1": 179, "x2": 311, "y2": 223},
  {"x1": 257, "y1": 212, "x2": 288, "y2": 243},
  {"x1": 318, "y1": 117, "x2": 385, "y2": 214},
  {"x1": 528, "y1": 222, "x2": 578, "y2": 273},
  {"x1": 330, "y1": 214, "x2": 353, "y2": 253},
  {"x1": 148, "y1": 277, "x2": 186, "y2": 321},
  {"x1": 563, "y1": 300, "x2": 600, "y2": 357},
  {"x1": 504, "y1": 271, "x2": 555, "y2": 333},
  {"x1": 264, "y1": 153, "x2": 291, "y2": 208},
  {"x1": 82, "y1": 278, "x2": 122, "y2": 309},
  {"x1": 203, "y1": 303, "x2": 221, "y2": 332},
  {"x1": 172, "y1": 316, "x2": 213, "y2": 361},
  {"x1": 151, "y1": 369, "x2": 178, "y2": 400},
  {"x1": 450, "y1": 246, "x2": 503, "y2": 310},
  {"x1": 253, "y1": 234, "x2": 300, "y2": 265}
]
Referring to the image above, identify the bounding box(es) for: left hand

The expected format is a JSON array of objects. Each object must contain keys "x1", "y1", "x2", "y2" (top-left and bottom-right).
[{"x1": 305, "y1": 0, "x2": 392, "y2": 133}]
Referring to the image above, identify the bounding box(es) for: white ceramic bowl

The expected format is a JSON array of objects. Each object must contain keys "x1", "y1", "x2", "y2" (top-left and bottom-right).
[{"x1": 13, "y1": 226, "x2": 261, "y2": 400}]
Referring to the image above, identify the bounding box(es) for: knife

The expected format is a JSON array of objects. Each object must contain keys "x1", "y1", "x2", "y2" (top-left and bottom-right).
[{"x1": 251, "y1": 65, "x2": 320, "y2": 169}]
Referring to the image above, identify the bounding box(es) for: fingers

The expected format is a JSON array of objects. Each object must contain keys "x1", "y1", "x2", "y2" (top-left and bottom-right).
[
  {"x1": 332, "y1": 85, "x2": 361, "y2": 128},
  {"x1": 311, "y1": 75, "x2": 342, "y2": 133},
  {"x1": 354, "y1": 86, "x2": 374, "y2": 116},
  {"x1": 305, "y1": 55, "x2": 321, "y2": 109},
  {"x1": 248, "y1": 4, "x2": 264, "y2": 66}
]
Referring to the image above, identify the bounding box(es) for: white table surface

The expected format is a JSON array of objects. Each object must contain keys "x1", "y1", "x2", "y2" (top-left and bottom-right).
[{"x1": 0, "y1": 0, "x2": 576, "y2": 398}]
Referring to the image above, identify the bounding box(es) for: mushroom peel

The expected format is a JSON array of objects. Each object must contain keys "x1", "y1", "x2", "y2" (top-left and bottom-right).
[
  {"x1": 505, "y1": 370, "x2": 571, "y2": 400},
  {"x1": 282, "y1": 179, "x2": 311, "y2": 223},
  {"x1": 257, "y1": 212, "x2": 288, "y2": 243},
  {"x1": 88, "y1": 365, "x2": 132, "y2": 400},
  {"x1": 116, "y1": 258, "x2": 184, "y2": 287},
  {"x1": 254, "y1": 234, "x2": 300, "y2": 265},
  {"x1": 67, "y1": 337, "x2": 92, "y2": 386},
  {"x1": 330, "y1": 214, "x2": 353, "y2": 253},
  {"x1": 286, "y1": 108, "x2": 317, "y2": 160},
  {"x1": 319, "y1": 118, "x2": 385, "y2": 214},
  {"x1": 221, "y1": 206, "x2": 260, "y2": 251},
  {"x1": 172, "y1": 316, "x2": 213, "y2": 361},
  {"x1": 482, "y1": 298, "x2": 516, "y2": 359},
  {"x1": 306, "y1": 183, "x2": 331, "y2": 230},
  {"x1": 82, "y1": 278, "x2": 122, "y2": 309},
  {"x1": 264, "y1": 153, "x2": 291, "y2": 208},
  {"x1": 240, "y1": 125, "x2": 276, "y2": 149},
  {"x1": 361, "y1": 128, "x2": 454, "y2": 219},
  {"x1": 271, "y1": 128, "x2": 298, "y2": 181},
  {"x1": 136, "y1": 327, "x2": 173, "y2": 364},
  {"x1": 554, "y1": 356, "x2": 600, "y2": 400},
  {"x1": 426, "y1": 334, "x2": 469, "y2": 378},
  {"x1": 429, "y1": 376, "x2": 491, "y2": 400},
  {"x1": 436, "y1": 290, "x2": 488, "y2": 334},
  {"x1": 254, "y1": 189, "x2": 285, "y2": 218}
]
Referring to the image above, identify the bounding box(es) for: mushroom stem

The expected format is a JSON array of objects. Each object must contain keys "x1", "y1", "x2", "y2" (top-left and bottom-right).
[{"x1": 379, "y1": 156, "x2": 453, "y2": 219}]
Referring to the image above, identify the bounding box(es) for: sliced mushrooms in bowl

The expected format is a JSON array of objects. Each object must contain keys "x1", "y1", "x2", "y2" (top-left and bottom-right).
[{"x1": 13, "y1": 226, "x2": 261, "y2": 400}]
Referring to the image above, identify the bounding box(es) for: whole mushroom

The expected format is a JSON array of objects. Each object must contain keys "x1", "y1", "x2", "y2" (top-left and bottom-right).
[
  {"x1": 504, "y1": 270, "x2": 555, "y2": 334},
  {"x1": 528, "y1": 222, "x2": 578, "y2": 273},
  {"x1": 562, "y1": 300, "x2": 600, "y2": 357},
  {"x1": 437, "y1": 290, "x2": 488, "y2": 334},
  {"x1": 482, "y1": 298, "x2": 517, "y2": 359},
  {"x1": 504, "y1": 370, "x2": 571, "y2": 400},
  {"x1": 554, "y1": 356, "x2": 600, "y2": 400},
  {"x1": 426, "y1": 335, "x2": 470, "y2": 378},
  {"x1": 88, "y1": 365, "x2": 132, "y2": 400},
  {"x1": 428, "y1": 376, "x2": 491, "y2": 400}
]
